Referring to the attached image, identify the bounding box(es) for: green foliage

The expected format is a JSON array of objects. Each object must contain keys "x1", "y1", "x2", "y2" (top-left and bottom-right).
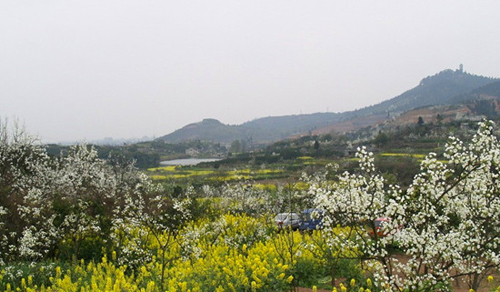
[
  {"x1": 373, "y1": 132, "x2": 390, "y2": 148},
  {"x1": 375, "y1": 155, "x2": 420, "y2": 187},
  {"x1": 56, "y1": 235, "x2": 108, "y2": 262}
]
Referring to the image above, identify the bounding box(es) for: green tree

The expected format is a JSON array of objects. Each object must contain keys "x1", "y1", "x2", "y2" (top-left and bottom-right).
[
  {"x1": 313, "y1": 140, "x2": 320, "y2": 151},
  {"x1": 417, "y1": 116, "x2": 424, "y2": 126},
  {"x1": 230, "y1": 139, "x2": 242, "y2": 153},
  {"x1": 373, "y1": 131, "x2": 390, "y2": 148}
]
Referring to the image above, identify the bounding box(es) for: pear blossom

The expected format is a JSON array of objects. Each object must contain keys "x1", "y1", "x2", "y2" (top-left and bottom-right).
[{"x1": 312, "y1": 120, "x2": 500, "y2": 291}]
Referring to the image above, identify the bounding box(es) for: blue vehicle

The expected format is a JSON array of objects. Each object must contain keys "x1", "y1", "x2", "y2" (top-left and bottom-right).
[{"x1": 299, "y1": 209, "x2": 324, "y2": 231}]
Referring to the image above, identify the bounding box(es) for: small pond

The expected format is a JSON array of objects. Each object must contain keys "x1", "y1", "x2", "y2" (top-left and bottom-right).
[{"x1": 160, "y1": 158, "x2": 221, "y2": 166}]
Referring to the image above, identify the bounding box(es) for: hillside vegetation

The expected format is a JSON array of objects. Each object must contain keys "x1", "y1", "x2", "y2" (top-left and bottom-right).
[{"x1": 157, "y1": 68, "x2": 500, "y2": 145}]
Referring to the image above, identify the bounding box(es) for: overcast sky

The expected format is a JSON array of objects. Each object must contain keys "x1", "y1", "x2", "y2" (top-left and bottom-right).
[{"x1": 1, "y1": 1, "x2": 500, "y2": 143}]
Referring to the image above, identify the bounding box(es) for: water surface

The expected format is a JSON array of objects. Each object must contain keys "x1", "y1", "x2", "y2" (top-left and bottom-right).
[{"x1": 160, "y1": 158, "x2": 221, "y2": 166}]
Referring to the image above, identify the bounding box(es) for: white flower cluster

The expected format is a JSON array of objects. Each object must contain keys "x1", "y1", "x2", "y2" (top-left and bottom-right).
[
  {"x1": 209, "y1": 180, "x2": 284, "y2": 215},
  {"x1": 0, "y1": 120, "x2": 192, "y2": 265},
  {"x1": 311, "y1": 120, "x2": 500, "y2": 291}
]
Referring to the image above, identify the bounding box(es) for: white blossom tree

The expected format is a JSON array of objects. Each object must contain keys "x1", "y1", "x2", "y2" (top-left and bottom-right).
[
  {"x1": 0, "y1": 119, "x2": 58, "y2": 262},
  {"x1": 112, "y1": 179, "x2": 192, "y2": 290},
  {"x1": 312, "y1": 121, "x2": 500, "y2": 291},
  {"x1": 0, "y1": 119, "x2": 190, "y2": 266}
]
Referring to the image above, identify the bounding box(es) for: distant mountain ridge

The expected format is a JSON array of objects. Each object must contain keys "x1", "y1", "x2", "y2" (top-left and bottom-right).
[{"x1": 157, "y1": 68, "x2": 500, "y2": 145}]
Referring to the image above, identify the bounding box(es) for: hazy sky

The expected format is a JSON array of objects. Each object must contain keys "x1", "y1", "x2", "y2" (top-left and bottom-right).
[{"x1": 2, "y1": 1, "x2": 500, "y2": 143}]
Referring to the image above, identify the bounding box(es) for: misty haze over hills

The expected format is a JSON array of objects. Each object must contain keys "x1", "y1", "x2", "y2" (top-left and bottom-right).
[{"x1": 156, "y1": 68, "x2": 500, "y2": 145}]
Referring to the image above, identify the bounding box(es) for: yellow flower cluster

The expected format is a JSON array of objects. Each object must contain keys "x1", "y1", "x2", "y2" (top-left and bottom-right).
[
  {"x1": 146, "y1": 165, "x2": 284, "y2": 183},
  {"x1": 150, "y1": 241, "x2": 291, "y2": 291},
  {"x1": 1, "y1": 214, "x2": 362, "y2": 292},
  {"x1": 2, "y1": 259, "x2": 142, "y2": 292}
]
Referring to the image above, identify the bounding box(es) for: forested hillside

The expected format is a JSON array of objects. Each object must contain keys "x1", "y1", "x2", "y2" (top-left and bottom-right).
[{"x1": 157, "y1": 68, "x2": 500, "y2": 145}]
